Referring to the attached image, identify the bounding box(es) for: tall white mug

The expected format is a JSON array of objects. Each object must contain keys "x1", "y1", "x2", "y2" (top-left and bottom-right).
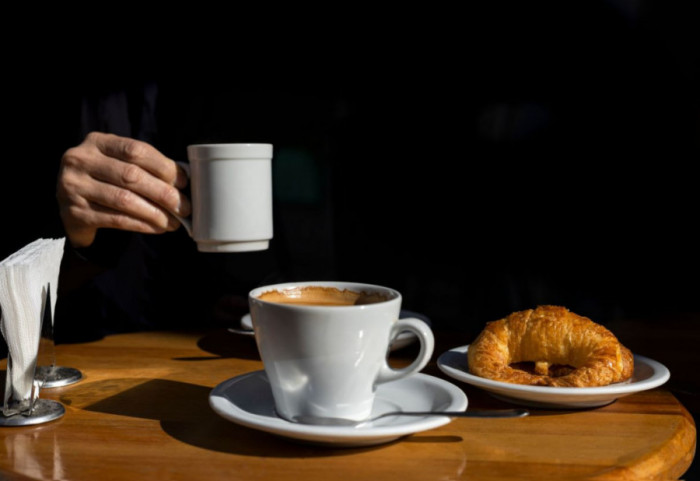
[{"x1": 180, "y1": 143, "x2": 273, "y2": 253}]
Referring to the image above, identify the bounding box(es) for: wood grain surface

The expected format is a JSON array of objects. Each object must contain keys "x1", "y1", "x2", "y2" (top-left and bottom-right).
[{"x1": 0, "y1": 329, "x2": 695, "y2": 481}]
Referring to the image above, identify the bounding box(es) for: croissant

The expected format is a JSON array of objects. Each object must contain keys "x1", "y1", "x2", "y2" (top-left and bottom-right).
[{"x1": 467, "y1": 305, "x2": 634, "y2": 387}]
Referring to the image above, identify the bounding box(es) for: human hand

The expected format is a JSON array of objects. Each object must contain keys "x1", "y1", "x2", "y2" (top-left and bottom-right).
[{"x1": 57, "y1": 132, "x2": 191, "y2": 247}]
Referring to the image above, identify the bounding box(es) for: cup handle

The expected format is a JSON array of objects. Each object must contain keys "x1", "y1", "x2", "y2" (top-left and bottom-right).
[
  {"x1": 375, "y1": 318, "x2": 434, "y2": 384},
  {"x1": 174, "y1": 161, "x2": 193, "y2": 237}
]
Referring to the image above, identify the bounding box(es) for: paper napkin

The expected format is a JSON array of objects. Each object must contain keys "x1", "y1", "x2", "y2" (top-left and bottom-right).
[{"x1": 0, "y1": 237, "x2": 65, "y2": 416}]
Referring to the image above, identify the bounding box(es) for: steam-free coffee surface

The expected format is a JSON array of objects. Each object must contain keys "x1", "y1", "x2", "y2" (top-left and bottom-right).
[{"x1": 257, "y1": 286, "x2": 388, "y2": 306}]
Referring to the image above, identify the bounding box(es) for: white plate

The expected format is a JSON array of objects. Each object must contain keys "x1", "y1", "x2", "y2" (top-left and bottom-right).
[
  {"x1": 209, "y1": 371, "x2": 467, "y2": 447},
  {"x1": 437, "y1": 345, "x2": 670, "y2": 409},
  {"x1": 230, "y1": 310, "x2": 431, "y2": 351}
]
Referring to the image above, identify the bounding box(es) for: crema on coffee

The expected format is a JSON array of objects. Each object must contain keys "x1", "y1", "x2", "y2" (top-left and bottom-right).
[{"x1": 257, "y1": 286, "x2": 389, "y2": 306}]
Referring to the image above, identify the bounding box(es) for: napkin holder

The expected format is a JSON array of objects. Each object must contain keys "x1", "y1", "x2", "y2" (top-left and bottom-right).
[
  {"x1": 1, "y1": 283, "x2": 65, "y2": 426},
  {"x1": 0, "y1": 238, "x2": 71, "y2": 426}
]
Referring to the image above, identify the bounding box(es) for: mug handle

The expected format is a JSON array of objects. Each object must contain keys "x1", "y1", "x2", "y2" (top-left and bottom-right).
[
  {"x1": 375, "y1": 317, "x2": 434, "y2": 384},
  {"x1": 174, "y1": 161, "x2": 193, "y2": 237}
]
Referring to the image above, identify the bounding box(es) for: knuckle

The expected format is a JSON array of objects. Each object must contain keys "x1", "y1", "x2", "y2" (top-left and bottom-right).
[
  {"x1": 121, "y1": 163, "x2": 144, "y2": 185},
  {"x1": 57, "y1": 163, "x2": 79, "y2": 184},
  {"x1": 113, "y1": 187, "x2": 134, "y2": 210},
  {"x1": 61, "y1": 204, "x2": 82, "y2": 221},
  {"x1": 56, "y1": 175, "x2": 84, "y2": 204},
  {"x1": 56, "y1": 184, "x2": 78, "y2": 204},
  {"x1": 85, "y1": 131, "x2": 113, "y2": 145},
  {"x1": 61, "y1": 146, "x2": 85, "y2": 168},
  {"x1": 72, "y1": 206, "x2": 92, "y2": 224},
  {"x1": 61, "y1": 204, "x2": 92, "y2": 229},
  {"x1": 85, "y1": 131, "x2": 104, "y2": 140},
  {"x1": 83, "y1": 131, "x2": 102, "y2": 144},
  {"x1": 122, "y1": 138, "x2": 149, "y2": 160},
  {"x1": 106, "y1": 212, "x2": 125, "y2": 229}
]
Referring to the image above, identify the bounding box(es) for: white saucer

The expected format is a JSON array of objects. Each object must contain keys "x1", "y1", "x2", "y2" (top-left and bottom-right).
[
  {"x1": 227, "y1": 313, "x2": 256, "y2": 336},
  {"x1": 230, "y1": 310, "x2": 431, "y2": 351},
  {"x1": 209, "y1": 371, "x2": 467, "y2": 447},
  {"x1": 437, "y1": 345, "x2": 670, "y2": 409}
]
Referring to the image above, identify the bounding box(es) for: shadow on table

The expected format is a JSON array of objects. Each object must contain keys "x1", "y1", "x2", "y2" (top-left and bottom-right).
[
  {"x1": 80, "y1": 377, "x2": 464, "y2": 457},
  {"x1": 171, "y1": 329, "x2": 261, "y2": 362}
]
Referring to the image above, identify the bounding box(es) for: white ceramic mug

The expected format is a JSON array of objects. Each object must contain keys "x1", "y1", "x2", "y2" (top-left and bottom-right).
[
  {"x1": 248, "y1": 281, "x2": 435, "y2": 424},
  {"x1": 179, "y1": 143, "x2": 273, "y2": 253}
]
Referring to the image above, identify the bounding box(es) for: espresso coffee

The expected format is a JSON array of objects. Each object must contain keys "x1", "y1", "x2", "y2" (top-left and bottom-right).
[
  {"x1": 257, "y1": 286, "x2": 389, "y2": 306},
  {"x1": 249, "y1": 281, "x2": 434, "y2": 422}
]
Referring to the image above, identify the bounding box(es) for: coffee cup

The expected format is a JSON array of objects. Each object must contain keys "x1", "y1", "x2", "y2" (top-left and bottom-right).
[
  {"x1": 248, "y1": 281, "x2": 435, "y2": 424},
  {"x1": 178, "y1": 143, "x2": 273, "y2": 253}
]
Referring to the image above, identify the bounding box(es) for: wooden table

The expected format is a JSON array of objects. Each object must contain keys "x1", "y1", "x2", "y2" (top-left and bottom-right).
[{"x1": 0, "y1": 328, "x2": 695, "y2": 481}]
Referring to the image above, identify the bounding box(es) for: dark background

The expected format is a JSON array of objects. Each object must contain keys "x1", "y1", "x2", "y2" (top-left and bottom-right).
[
  {"x1": 5, "y1": 0, "x2": 696, "y2": 332},
  {"x1": 2, "y1": 1, "x2": 699, "y2": 477}
]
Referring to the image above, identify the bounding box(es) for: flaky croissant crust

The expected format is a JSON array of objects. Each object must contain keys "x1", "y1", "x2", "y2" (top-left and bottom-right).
[{"x1": 467, "y1": 305, "x2": 634, "y2": 387}]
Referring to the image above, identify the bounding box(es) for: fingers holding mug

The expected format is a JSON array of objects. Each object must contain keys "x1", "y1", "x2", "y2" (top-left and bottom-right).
[{"x1": 57, "y1": 132, "x2": 191, "y2": 247}]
